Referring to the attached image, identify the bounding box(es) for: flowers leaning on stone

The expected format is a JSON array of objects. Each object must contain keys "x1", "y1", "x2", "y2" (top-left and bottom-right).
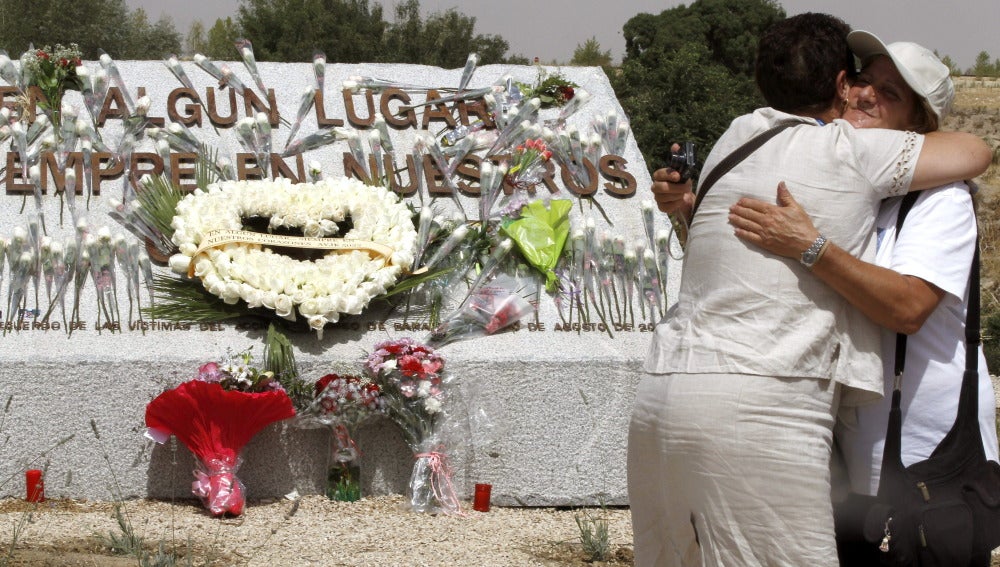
[
  {"x1": 167, "y1": 178, "x2": 418, "y2": 335},
  {"x1": 364, "y1": 338, "x2": 464, "y2": 515},
  {"x1": 145, "y1": 350, "x2": 296, "y2": 517}
]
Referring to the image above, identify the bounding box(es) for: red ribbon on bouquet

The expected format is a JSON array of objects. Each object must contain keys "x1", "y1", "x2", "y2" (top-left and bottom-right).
[
  {"x1": 414, "y1": 448, "x2": 466, "y2": 517},
  {"x1": 145, "y1": 380, "x2": 295, "y2": 516},
  {"x1": 191, "y1": 456, "x2": 245, "y2": 516}
]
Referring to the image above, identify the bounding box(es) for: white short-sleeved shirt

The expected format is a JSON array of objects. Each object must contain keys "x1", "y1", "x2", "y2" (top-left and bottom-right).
[
  {"x1": 645, "y1": 108, "x2": 923, "y2": 402},
  {"x1": 838, "y1": 185, "x2": 1000, "y2": 495}
]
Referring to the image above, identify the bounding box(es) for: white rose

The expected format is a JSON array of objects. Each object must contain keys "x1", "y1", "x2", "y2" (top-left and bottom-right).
[
  {"x1": 242, "y1": 285, "x2": 263, "y2": 308},
  {"x1": 307, "y1": 315, "x2": 327, "y2": 333},
  {"x1": 222, "y1": 282, "x2": 242, "y2": 304},
  {"x1": 261, "y1": 291, "x2": 277, "y2": 310},
  {"x1": 168, "y1": 254, "x2": 191, "y2": 274},
  {"x1": 193, "y1": 258, "x2": 213, "y2": 278},
  {"x1": 274, "y1": 294, "x2": 294, "y2": 318}
]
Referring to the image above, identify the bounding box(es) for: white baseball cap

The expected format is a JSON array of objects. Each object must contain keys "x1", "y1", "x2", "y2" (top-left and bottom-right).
[{"x1": 847, "y1": 30, "x2": 954, "y2": 121}]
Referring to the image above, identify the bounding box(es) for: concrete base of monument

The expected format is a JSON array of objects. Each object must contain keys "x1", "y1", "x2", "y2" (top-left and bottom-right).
[{"x1": 0, "y1": 318, "x2": 648, "y2": 506}]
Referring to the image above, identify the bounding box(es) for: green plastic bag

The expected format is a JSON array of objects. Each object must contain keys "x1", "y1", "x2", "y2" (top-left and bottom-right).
[{"x1": 500, "y1": 199, "x2": 572, "y2": 292}]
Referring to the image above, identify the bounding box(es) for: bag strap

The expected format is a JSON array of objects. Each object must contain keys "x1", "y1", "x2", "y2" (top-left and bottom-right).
[
  {"x1": 881, "y1": 193, "x2": 982, "y2": 486},
  {"x1": 689, "y1": 122, "x2": 796, "y2": 219},
  {"x1": 891, "y1": 191, "x2": 922, "y2": 380}
]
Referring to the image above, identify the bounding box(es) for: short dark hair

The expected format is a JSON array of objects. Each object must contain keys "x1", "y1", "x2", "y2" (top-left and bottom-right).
[{"x1": 755, "y1": 13, "x2": 854, "y2": 114}]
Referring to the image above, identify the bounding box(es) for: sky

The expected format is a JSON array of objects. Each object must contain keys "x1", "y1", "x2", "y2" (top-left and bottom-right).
[{"x1": 127, "y1": 0, "x2": 1000, "y2": 70}]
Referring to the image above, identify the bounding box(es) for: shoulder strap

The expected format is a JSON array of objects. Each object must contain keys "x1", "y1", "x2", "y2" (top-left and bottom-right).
[
  {"x1": 892, "y1": 191, "x2": 922, "y2": 377},
  {"x1": 689, "y1": 122, "x2": 796, "y2": 219},
  {"x1": 882, "y1": 194, "x2": 983, "y2": 484}
]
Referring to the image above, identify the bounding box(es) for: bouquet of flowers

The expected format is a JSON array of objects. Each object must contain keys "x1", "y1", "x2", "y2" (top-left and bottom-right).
[
  {"x1": 145, "y1": 350, "x2": 295, "y2": 516},
  {"x1": 505, "y1": 138, "x2": 553, "y2": 190},
  {"x1": 363, "y1": 338, "x2": 462, "y2": 515},
  {"x1": 297, "y1": 372, "x2": 384, "y2": 501},
  {"x1": 428, "y1": 273, "x2": 534, "y2": 347},
  {"x1": 515, "y1": 68, "x2": 578, "y2": 108},
  {"x1": 22, "y1": 44, "x2": 83, "y2": 132}
]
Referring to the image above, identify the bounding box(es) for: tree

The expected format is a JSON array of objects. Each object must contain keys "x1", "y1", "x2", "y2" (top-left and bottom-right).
[
  {"x1": 0, "y1": 0, "x2": 131, "y2": 58},
  {"x1": 613, "y1": 0, "x2": 785, "y2": 172},
  {"x1": 570, "y1": 37, "x2": 613, "y2": 67},
  {"x1": 186, "y1": 20, "x2": 209, "y2": 57},
  {"x1": 970, "y1": 50, "x2": 996, "y2": 77},
  {"x1": 381, "y1": 0, "x2": 511, "y2": 66},
  {"x1": 120, "y1": 9, "x2": 182, "y2": 59},
  {"x1": 205, "y1": 17, "x2": 241, "y2": 59},
  {"x1": 238, "y1": 0, "x2": 385, "y2": 62}
]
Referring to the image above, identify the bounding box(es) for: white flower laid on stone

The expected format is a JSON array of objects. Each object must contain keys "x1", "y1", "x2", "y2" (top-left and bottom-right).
[{"x1": 168, "y1": 177, "x2": 418, "y2": 335}]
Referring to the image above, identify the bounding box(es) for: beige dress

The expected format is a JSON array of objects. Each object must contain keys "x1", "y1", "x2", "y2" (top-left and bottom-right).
[{"x1": 629, "y1": 107, "x2": 923, "y2": 567}]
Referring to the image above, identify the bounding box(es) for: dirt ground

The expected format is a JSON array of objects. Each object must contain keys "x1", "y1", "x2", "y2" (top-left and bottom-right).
[{"x1": 0, "y1": 496, "x2": 635, "y2": 566}]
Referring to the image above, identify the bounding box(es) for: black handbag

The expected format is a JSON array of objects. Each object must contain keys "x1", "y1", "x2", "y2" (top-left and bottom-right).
[{"x1": 844, "y1": 196, "x2": 1000, "y2": 566}]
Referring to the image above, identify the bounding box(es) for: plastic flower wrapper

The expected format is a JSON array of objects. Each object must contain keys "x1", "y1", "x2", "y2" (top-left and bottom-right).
[
  {"x1": 22, "y1": 44, "x2": 83, "y2": 132},
  {"x1": 98, "y1": 51, "x2": 133, "y2": 112},
  {"x1": 234, "y1": 38, "x2": 267, "y2": 96},
  {"x1": 145, "y1": 351, "x2": 295, "y2": 517},
  {"x1": 312, "y1": 50, "x2": 326, "y2": 93},
  {"x1": 363, "y1": 338, "x2": 463, "y2": 515},
  {"x1": 295, "y1": 372, "x2": 385, "y2": 501},
  {"x1": 504, "y1": 138, "x2": 552, "y2": 190},
  {"x1": 427, "y1": 273, "x2": 533, "y2": 347},
  {"x1": 500, "y1": 198, "x2": 572, "y2": 292}
]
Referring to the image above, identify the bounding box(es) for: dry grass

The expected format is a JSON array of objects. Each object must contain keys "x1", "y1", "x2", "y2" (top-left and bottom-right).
[{"x1": 946, "y1": 78, "x2": 1000, "y2": 314}]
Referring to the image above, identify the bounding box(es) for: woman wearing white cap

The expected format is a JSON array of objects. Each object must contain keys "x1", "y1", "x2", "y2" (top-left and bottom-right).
[{"x1": 728, "y1": 31, "x2": 999, "y2": 566}]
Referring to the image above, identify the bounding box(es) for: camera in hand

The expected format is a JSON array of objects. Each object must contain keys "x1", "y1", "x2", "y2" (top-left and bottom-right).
[{"x1": 668, "y1": 142, "x2": 697, "y2": 181}]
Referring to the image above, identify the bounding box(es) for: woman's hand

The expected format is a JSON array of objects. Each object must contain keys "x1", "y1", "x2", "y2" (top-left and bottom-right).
[{"x1": 728, "y1": 182, "x2": 819, "y2": 259}]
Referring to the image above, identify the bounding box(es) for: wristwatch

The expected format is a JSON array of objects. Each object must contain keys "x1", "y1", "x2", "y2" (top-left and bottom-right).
[{"x1": 800, "y1": 235, "x2": 828, "y2": 269}]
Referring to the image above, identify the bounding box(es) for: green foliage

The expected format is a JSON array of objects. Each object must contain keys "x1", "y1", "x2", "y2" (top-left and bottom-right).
[
  {"x1": 574, "y1": 507, "x2": 611, "y2": 561},
  {"x1": 0, "y1": 0, "x2": 179, "y2": 59},
  {"x1": 238, "y1": 0, "x2": 386, "y2": 62},
  {"x1": 614, "y1": 41, "x2": 762, "y2": 172},
  {"x1": 121, "y1": 9, "x2": 182, "y2": 59},
  {"x1": 184, "y1": 20, "x2": 208, "y2": 57},
  {"x1": 236, "y1": 0, "x2": 522, "y2": 65},
  {"x1": 570, "y1": 37, "x2": 613, "y2": 68},
  {"x1": 613, "y1": 0, "x2": 784, "y2": 173},
  {"x1": 205, "y1": 17, "x2": 241, "y2": 59},
  {"x1": 382, "y1": 0, "x2": 511, "y2": 67},
  {"x1": 969, "y1": 51, "x2": 1000, "y2": 78}
]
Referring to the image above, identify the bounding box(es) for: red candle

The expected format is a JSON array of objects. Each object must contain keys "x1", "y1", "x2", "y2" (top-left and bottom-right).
[
  {"x1": 473, "y1": 483, "x2": 491, "y2": 512},
  {"x1": 25, "y1": 469, "x2": 44, "y2": 502}
]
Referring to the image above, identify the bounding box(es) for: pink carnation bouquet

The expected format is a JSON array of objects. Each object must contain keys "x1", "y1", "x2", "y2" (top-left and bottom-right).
[{"x1": 364, "y1": 338, "x2": 462, "y2": 515}]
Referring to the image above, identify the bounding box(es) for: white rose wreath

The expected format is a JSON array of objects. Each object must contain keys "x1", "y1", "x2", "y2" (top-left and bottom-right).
[{"x1": 168, "y1": 177, "x2": 417, "y2": 335}]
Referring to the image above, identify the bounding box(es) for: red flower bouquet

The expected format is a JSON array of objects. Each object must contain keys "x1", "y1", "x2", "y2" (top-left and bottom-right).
[
  {"x1": 145, "y1": 354, "x2": 295, "y2": 516},
  {"x1": 365, "y1": 338, "x2": 463, "y2": 515},
  {"x1": 296, "y1": 373, "x2": 385, "y2": 501}
]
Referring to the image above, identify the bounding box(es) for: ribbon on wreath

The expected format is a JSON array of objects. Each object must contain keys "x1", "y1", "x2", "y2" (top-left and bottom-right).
[
  {"x1": 414, "y1": 447, "x2": 467, "y2": 517},
  {"x1": 188, "y1": 229, "x2": 394, "y2": 277}
]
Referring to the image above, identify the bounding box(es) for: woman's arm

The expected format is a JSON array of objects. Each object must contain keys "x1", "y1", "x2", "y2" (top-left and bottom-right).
[
  {"x1": 912, "y1": 131, "x2": 992, "y2": 190},
  {"x1": 728, "y1": 182, "x2": 944, "y2": 333}
]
